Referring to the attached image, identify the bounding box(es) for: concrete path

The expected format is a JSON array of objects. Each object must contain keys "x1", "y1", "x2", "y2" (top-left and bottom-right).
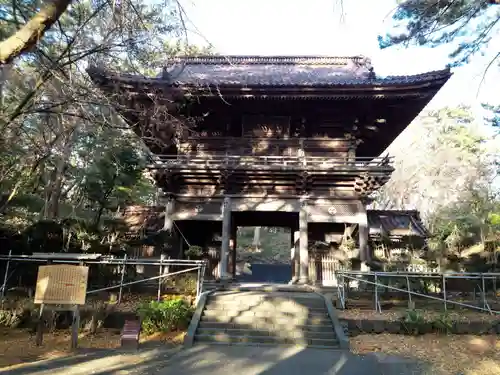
[{"x1": 1, "y1": 344, "x2": 432, "y2": 375}]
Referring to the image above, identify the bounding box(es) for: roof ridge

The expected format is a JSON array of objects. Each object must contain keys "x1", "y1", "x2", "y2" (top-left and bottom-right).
[
  {"x1": 383, "y1": 68, "x2": 451, "y2": 79},
  {"x1": 170, "y1": 55, "x2": 371, "y2": 66}
]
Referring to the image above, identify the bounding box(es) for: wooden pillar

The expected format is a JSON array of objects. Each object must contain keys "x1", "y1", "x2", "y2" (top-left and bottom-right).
[
  {"x1": 219, "y1": 197, "x2": 231, "y2": 280},
  {"x1": 358, "y1": 208, "x2": 370, "y2": 271},
  {"x1": 229, "y1": 221, "x2": 237, "y2": 280},
  {"x1": 291, "y1": 229, "x2": 300, "y2": 283},
  {"x1": 299, "y1": 202, "x2": 309, "y2": 284},
  {"x1": 164, "y1": 197, "x2": 174, "y2": 232}
]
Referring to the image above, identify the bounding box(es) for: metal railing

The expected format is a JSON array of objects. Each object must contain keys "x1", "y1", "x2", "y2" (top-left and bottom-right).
[
  {"x1": 147, "y1": 154, "x2": 394, "y2": 171},
  {"x1": 0, "y1": 253, "x2": 207, "y2": 303},
  {"x1": 335, "y1": 270, "x2": 500, "y2": 315}
]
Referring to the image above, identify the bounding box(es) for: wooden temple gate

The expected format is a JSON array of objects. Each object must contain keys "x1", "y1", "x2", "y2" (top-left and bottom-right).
[{"x1": 90, "y1": 55, "x2": 450, "y2": 285}]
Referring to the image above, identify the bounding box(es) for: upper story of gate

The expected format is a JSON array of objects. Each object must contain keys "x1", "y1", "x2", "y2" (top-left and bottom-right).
[{"x1": 87, "y1": 55, "x2": 451, "y2": 162}]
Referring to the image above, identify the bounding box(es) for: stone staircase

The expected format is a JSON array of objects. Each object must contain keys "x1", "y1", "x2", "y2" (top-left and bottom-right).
[{"x1": 193, "y1": 290, "x2": 342, "y2": 348}]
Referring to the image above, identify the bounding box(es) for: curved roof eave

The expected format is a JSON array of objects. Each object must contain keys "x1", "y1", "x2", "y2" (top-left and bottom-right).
[{"x1": 86, "y1": 66, "x2": 452, "y2": 93}]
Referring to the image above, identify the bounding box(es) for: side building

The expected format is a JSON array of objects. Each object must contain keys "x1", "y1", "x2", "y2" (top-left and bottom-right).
[{"x1": 88, "y1": 55, "x2": 450, "y2": 284}]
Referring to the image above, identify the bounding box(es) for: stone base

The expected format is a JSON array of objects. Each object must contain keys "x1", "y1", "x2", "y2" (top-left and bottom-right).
[
  {"x1": 297, "y1": 277, "x2": 309, "y2": 285},
  {"x1": 360, "y1": 262, "x2": 371, "y2": 272}
]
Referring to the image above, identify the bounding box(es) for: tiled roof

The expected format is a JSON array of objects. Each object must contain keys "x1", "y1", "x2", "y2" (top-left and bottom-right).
[
  {"x1": 367, "y1": 210, "x2": 428, "y2": 238},
  {"x1": 160, "y1": 55, "x2": 451, "y2": 87},
  {"x1": 87, "y1": 55, "x2": 451, "y2": 88}
]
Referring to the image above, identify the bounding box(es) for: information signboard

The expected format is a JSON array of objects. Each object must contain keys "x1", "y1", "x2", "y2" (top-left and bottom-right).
[{"x1": 34, "y1": 265, "x2": 89, "y2": 305}]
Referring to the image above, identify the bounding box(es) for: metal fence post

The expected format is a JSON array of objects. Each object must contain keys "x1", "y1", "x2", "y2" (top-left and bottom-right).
[
  {"x1": 481, "y1": 274, "x2": 486, "y2": 309},
  {"x1": 118, "y1": 254, "x2": 127, "y2": 304},
  {"x1": 158, "y1": 254, "x2": 165, "y2": 302},
  {"x1": 494, "y1": 276, "x2": 498, "y2": 301},
  {"x1": 442, "y1": 274, "x2": 447, "y2": 312},
  {"x1": 1, "y1": 250, "x2": 12, "y2": 302},
  {"x1": 406, "y1": 275, "x2": 413, "y2": 308},
  {"x1": 196, "y1": 264, "x2": 202, "y2": 300},
  {"x1": 374, "y1": 273, "x2": 379, "y2": 313}
]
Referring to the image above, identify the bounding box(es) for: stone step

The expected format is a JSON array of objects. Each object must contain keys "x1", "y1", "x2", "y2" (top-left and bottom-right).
[
  {"x1": 207, "y1": 291, "x2": 325, "y2": 299},
  {"x1": 192, "y1": 340, "x2": 339, "y2": 350},
  {"x1": 202, "y1": 309, "x2": 329, "y2": 319},
  {"x1": 196, "y1": 327, "x2": 337, "y2": 340},
  {"x1": 191, "y1": 289, "x2": 345, "y2": 349},
  {"x1": 204, "y1": 301, "x2": 328, "y2": 312},
  {"x1": 205, "y1": 295, "x2": 326, "y2": 302},
  {"x1": 204, "y1": 306, "x2": 328, "y2": 317},
  {"x1": 197, "y1": 321, "x2": 335, "y2": 332},
  {"x1": 194, "y1": 333, "x2": 339, "y2": 347},
  {"x1": 199, "y1": 314, "x2": 332, "y2": 326},
  {"x1": 209, "y1": 290, "x2": 323, "y2": 298}
]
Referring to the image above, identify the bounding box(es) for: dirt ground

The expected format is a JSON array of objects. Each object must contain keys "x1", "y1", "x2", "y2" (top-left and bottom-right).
[
  {"x1": 2, "y1": 292, "x2": 194, "y2": 312},
  {"x1": 0, "y1": 328, "x2": 498, "y2": 374},
  {"x1": 350, "y1": 333, "x2": 500, "y2": 375},
  {"x1": 0, "y1": 328, "x2": 185, "y2": 370},
  {"x1": 337, "y1": 306, "x2": 500, "y2": 323},
  {"x1": 341, "y1": 306, "x2": 500, "y2": 374}
]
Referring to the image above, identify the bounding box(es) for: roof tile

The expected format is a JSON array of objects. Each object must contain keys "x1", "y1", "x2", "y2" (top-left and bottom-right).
[{"x1": 160, "y1": 55, "x2": 450, "y2": 87}]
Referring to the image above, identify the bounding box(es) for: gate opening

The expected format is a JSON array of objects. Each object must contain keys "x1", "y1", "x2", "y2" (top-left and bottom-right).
[{"x1": 236, "y1": 226, "x2": 292, "y2": 283}]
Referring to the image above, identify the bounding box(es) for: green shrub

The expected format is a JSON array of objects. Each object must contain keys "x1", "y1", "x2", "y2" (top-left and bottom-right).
[
  {"x1": 185, "y1": 245, "x2": 203, "y2": 258},
  {"x1": 165, "y1": 274, "x2": 198, "y2": 296},
  {"x1": 433, "y1": 312, "x2": 455, "y2": 334},
  {"x1": 0, "y1": 308, "x2": 31, "y2": 328},
  {"x1": 400, "y1": 308, "x2": 428, "y2": 335},
  {"x1": 137, "y1": 299, "x2": 193, "y2": 335}
]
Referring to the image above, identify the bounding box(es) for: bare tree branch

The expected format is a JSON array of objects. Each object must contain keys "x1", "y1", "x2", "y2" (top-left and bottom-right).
[{"x1": 0, "y1": 0, "x2": 73, "y2": 65}]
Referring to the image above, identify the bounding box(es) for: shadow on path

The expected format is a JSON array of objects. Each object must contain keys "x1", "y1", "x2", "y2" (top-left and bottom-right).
[{"x1": 0, "y1": 343, "x2": 433, "y2": 375}]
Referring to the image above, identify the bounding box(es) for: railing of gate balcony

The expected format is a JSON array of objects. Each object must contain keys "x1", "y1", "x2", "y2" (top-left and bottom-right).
[{"x1": 148, "y1": 154, "x2": 395, "y2": 171}]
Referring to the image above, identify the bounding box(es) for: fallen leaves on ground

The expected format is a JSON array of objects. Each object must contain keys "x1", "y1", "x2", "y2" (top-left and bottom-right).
[
  {"x1": 3, "y1": 293, "x2": 194, "y2": 313},
  {"x1": 338, "y1": 307, "x2": 499, "y2": 323},
  {"x1": 0, "y1": 328, "x2": 184, "y2": 369},
  {"x1": 350, "y1": 333, "x2": 500, "y2": 375}
]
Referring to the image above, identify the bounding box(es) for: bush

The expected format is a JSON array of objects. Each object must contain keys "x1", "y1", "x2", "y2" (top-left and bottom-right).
[
  {"x1": 400, "y1": 308, "x2": 428, "y2": 335},
  {"x1": 185, "y1": 245, "x2": 203, "y2": 258},
  {"x1": 137, "y1": 299, "x2": 193, "y2": 335},
  {"x1": 433, "y1": 312, "x2": 455, "y2": 334},
  {"x1": 0, "y1": 308, "x2": 31, "y2": 328},
  {"x1": 164, "y1": 274, "x2": 198, "y2": 296}
]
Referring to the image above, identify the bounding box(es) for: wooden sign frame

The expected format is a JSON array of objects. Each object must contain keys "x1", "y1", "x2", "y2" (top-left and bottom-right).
[
  {"x1": 34, "y1": 264, "x2": 89, "y2": 305},
  {"x1": 34, "y1": 264, "x2": 89, "y2": 349}
]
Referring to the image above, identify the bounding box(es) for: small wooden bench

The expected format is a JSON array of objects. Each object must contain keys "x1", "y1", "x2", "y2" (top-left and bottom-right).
[{"x1": 121, "y1": 319, "x2": 141, "y2": 349}]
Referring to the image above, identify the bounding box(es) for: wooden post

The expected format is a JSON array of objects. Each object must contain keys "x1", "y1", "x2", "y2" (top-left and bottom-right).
[
  {"x1": 230, "y1": 221, "x2": 237, "y2": 280},
  {"x1": 358, "y1": 208, "x2": 370, "y2": 271},
  {"x1": 347, "y1": 134, "x2": 356, "y2": 163},
  {"x1": 35, "y1": 303, "x2": 45, "y2": 346},
  {"x1": 291, "y1": 229, "x2": 300, "y2": 283},
  {"x1": 299, "y1": 202, "x2": 309, "y2": 284},
  {"x1": 164, "y1": 197, "x2": 175, "y2": 232},
  {"x1": 290, "y1": 229, "x2": 295, "y2": 282},
  {"x1": 71, "y1": 305, "x2": 79, "y2": 350},
  {"x1": 219, "y1": 197, "x2": 231, "y2": 280}
]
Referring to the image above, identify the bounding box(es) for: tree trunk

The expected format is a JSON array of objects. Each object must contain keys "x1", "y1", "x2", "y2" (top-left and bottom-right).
[
  {"x1": 40, "y1": 108, "x2": 76, "y2": 220},
  {"x1": 0, "y1": 0, "x2": 72, "y2": 65},
  {"x1": 46, "y1": 126, "x2": 75, "y2": 219}
]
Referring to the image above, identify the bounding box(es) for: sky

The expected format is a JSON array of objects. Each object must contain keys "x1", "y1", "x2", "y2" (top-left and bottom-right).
[{"x1": 178, "y1": 0, "x2": 500, "y2": 115}]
